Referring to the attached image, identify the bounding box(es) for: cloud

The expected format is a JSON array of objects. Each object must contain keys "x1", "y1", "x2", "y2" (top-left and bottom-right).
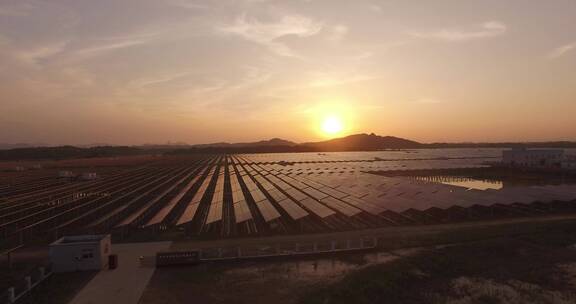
[
  {"x1": 16, "y1": 41, "x2": 69, "y2": 65},
  {"x1": 129, "y1": 71, "x2": 195, "y2": 88},
  {"x1": 414, "y1": 98, "x2": 443, "y2": 104},
  {"x1": 57, "y1": 32, "x2": 163, "y2": 64},
  {"x1": 411, "y1": 21, "x2": 507, "y2": 42},
  {"x1": 368, "y1": 4, "x2": 383, "y2": 13},
  {"x1": 548, "y1": 43, "x2": 576, "y2": 60},
  {"x1": 168, "y1": 0, "x2": 209, "y2": 10},
  {"x1": 327, "y1": 25, "x2": 348, "y2": 42},
  {"x1": 219, "y1": 14, "x2": 323, "y2": 57},
  {"x1": 233, "y1": 66, "x2": 273, "y2": 89},
  {"x1": 74, "y1": 39, "x2": 149, "y2": 57},
  {"x1": 0, "y1": 2, "x2": 37, "y2": 17},
  {"x1": 307, "y1": 74, "x2": 375, "y2": 88}
]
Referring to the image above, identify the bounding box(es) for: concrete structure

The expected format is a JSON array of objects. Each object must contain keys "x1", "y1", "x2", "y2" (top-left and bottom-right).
[
  {"x1": 562, "y1": 159, "x2": 576, "y2": 170},
  {"x1": 49, "y1": 235, "x2": 111, "y2": 273},
  {"x1": 69, "y1": 242, "x2": 172, "y2": 304},
  {"x1": 58, "y1": 170, "x2": 75, "y2": 178},
  {"x1": 502, "y1": 148, "x2": 564, "y2": 169},
  {"x1": 81, "y1": 172, "x2": 98, "y2": 180}
]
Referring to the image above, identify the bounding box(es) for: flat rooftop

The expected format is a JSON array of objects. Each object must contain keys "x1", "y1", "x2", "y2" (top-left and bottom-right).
[{"x1": 51, "y1": 234, "x2": 109, "y2": 245}]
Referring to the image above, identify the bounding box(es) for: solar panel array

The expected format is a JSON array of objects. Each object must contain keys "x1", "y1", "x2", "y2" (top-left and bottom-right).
[{"x1": 2, "y1": 151, "x2": 576, "y2": 249}]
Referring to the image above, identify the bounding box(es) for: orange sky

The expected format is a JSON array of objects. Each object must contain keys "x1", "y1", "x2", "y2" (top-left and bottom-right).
[{"x1": 1, "y1": 0, "x2": 575, "y2": 145}]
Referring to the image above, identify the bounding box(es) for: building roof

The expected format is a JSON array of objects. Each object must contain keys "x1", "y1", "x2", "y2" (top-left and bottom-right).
[{"x1": 50, "y1": 234, "x2": 109, "y2": 246}]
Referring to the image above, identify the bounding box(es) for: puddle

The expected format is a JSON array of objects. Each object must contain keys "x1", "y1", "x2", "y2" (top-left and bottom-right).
[
  {"x1": 412, "y1": 176, "x2": 503, "y2": 190},
  {"x1": 225, "y1": 251, "x2": 402, "y2": 282},
  {"x1": 437, "y1": 178, "x2": 503, "y2": 191},
  {"x1": 410, "y1": 174, "x2": 576, "y2": 191}
]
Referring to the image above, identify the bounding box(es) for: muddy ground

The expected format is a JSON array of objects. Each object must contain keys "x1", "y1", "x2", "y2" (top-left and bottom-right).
[{"x1": 139, "y1": 219, "x2": 576, "y2": 304}]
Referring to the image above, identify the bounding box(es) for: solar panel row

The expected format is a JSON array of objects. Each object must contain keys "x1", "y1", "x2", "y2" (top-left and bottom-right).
[
  {"x1": 3, "y1": 151, "x2": 576, "y2": 247},
  {"x1": 176, "y1": 165, "x2": 216, "y2": 226},
  {"x1": 205, "y1": 166, "x2": 225, "y2": 224}
]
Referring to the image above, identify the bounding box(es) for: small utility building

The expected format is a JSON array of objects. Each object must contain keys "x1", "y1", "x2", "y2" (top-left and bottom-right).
[{"x1": 49, "y1": 235, "x2": 111, "y2": 273}]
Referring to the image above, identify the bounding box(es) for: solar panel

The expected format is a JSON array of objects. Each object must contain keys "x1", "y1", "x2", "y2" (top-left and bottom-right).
[
  {"x1": 234, "y1": 200, "x2": 252, "y2": 223},
  {"x1": 255, "y1": 199, "x2": 281, "y2": 222},
  {"x1": 176, "y1": 166, "x2": 215, "y2": 226},
  {"x1": 320, "y1": 197, "x2": 362, "y2": 217},
  {"x1": 145, "y1": 173, "x2": 202, "y2": 226},
  {"x1": 266, "y1": 189, "x2": 287, "y2": 202},
  {"x1": 299, "y1": 197, "x2": 335, "y2": 218},
  {"x1": 301, "y1": 187, "x2": 329, "y2": 200}
]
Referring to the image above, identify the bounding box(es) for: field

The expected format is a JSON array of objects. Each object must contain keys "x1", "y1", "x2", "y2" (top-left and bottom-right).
[
  {"x1": 139, "y1": 218, "x2": 576, "y2": 304},
  {"x1": 2, "y1": 150, "x2": 576, "y2": 252},
  {"x1": 2, "y1": 150, "x2": 576, "y2": 303}
]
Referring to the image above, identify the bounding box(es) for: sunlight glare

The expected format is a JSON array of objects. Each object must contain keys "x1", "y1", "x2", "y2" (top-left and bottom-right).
[{"x1": 321, "y1": 116, "x2": 344, "y2": 136}]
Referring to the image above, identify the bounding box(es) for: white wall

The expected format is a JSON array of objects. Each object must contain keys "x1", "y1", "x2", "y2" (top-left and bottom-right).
[{"x1": 50, "y1": 237, "x2": 111, "y2": 273}]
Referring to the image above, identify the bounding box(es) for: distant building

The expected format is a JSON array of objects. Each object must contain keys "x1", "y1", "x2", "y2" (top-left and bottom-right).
[
  {"x1": 49, "y1": 235, "x2": 111, "y2": 273},
  {"x1": 502, "y1": 148, "x2": 564, "y2": 169},
  {"x1": 562, "y1": 158, "x2": 576, "y2": 170},
  {"x1": 80, "y1": 172, "x2": 98, "y2": 180},
  {"x1": 58, "y1": 170, "x2": 75, "y2": 178}
]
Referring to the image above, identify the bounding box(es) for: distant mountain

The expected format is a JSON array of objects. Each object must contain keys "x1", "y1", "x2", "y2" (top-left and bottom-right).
[
  {"x1": 138, "y1": 143, "x2": 191, "y2": 150},
  {"x1": 4, "y1": 133, "x2": 573, "y2": 161},
  {"x1": 170, "y1": 133, "x2": 422, "y2": 154},
  {"x1": 192, "y1": 138, "x2": 296, "y2": 149},
  {"x1": 77, "y1": 143, "x2": 115, "y2": 148},
  {"x1": 0, "y1": 143, "x2": 47, "y2": 150},
  {"x1": 0, "y1": 146, "x2": 144, "y2": 161},
  {"x1": 302, "y1": 133, "x2": 423, "y2": 151}
]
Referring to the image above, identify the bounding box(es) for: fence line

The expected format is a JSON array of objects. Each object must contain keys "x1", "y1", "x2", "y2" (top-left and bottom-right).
[{"x1": 1, "y1": 265, "x2": 52, "y2": 304}]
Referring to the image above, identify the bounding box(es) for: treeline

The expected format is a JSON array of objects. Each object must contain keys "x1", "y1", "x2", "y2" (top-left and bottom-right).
[
  {"x1": 168, "y1": 145, "x2": 316, "y2": 155},
  {"x1": 0, "y1": 146, "x2": 145, "y2": 160},
  {"x1": 427, "y1": 142, "x2": 576, "y2": 149},
  {"x1": 2, "y1": 141, "x2": 575, "y2": 161}
]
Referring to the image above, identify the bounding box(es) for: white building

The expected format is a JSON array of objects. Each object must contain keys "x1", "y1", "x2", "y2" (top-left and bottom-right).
[
  {"x1": 80, "y1": 172, "x2": 98, "y2": 180},
  {"x1": 58, "y1": 170, "x2": 75, "y2": 178},
  {"x1": 562, "y1": 159, "x2": 576, "y2": 170},
  {"x1": 502, "y1": 148, "x2": 564, "y2": 169},
  {"x1": 49, "y1": 235, "x2": 111, "y2": 273}
]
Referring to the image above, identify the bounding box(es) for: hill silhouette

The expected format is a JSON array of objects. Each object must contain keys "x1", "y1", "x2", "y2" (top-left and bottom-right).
[
  {"x1": 169, "y1": 133, "x2": 422, "y2": 154},
  {"x1": 0, "y1": 146, "x2": 143, "y2": 161},
  {"x1": 2, "y1": 134, "x2": 576, "y2": 161},
  {"x1": 302, "y1": 133, "x2": 422, "y2": 151},
  {"x1": 192, "y1": 138, "x2": 296, "y2": 149}
]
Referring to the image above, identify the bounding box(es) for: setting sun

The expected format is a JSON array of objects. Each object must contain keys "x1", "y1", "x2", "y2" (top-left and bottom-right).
[{"x1": 321, "y1": 116, "x2": 344, "y2": 136}]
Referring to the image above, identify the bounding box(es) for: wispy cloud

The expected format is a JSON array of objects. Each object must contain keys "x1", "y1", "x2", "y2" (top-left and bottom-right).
[
  {"x1": 548, "y1": 42, "x2": 576, "y2": 60},
  {"x1": 411, "y1": 21, "x2": 507, "y2": 42},
  {"x1": 168, "y1": 0, "x2": 209, "y2": 10},
  {"x1": 16, "y1": 41, "x2": 69, "y2": 65},
  {"x1": 413, "y1": 98, "x2": 444, "y2": 104},
  {"x1": 368, "y1": 4, "x2": 383, "y2": 14},
  {"x1": 74, "y1": 39, "x2": 149, "y2": 57},
  {"x1": 219, "y1": 14, "x2": 323, "y2": 57},
  {"x1": 0, "y1": 2, "x2": 37, "y2": 17},
  {"x1": 58, "y1": 31, "x2": 163, "y2": 64},
  {"x1": 129, "y1": 71, "x2": 195, "y2": 88},
  {"x1": 233, "y1": 66, "x2": 273, "y2": 89},
  {"x1": 326, "y1": 25, "x2": 348, "y2": 42},
  {"x1": 307, "y1": 73, "x2": 375, "y2": 88}
]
